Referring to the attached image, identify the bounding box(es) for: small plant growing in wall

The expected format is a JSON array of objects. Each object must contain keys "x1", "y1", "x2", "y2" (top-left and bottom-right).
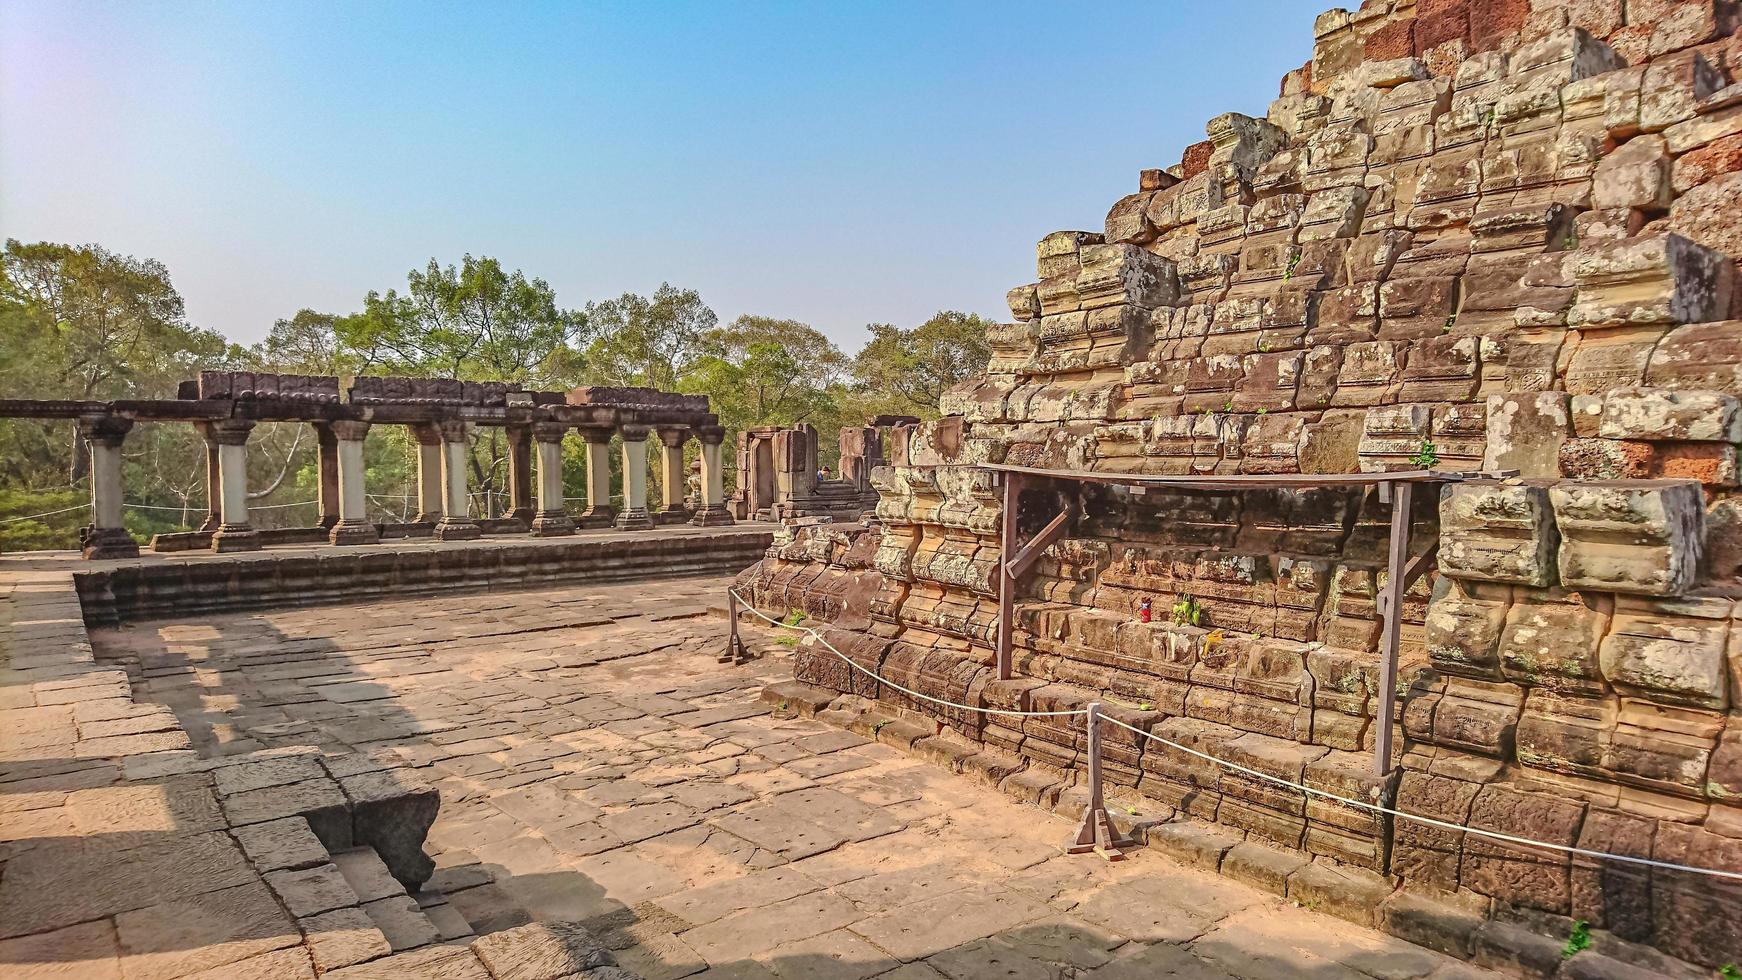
[
  {"x1": 1720, "y1": 964, "x2": 1741, "y2": 980},
  {"x1": 782, "y1": 609, "x2": 807, "y2": 627},
  {"x1": 1560, "y1": 920, "x2": 1592, "y2": 960},
  {"x1": 1171, "y1": 594, "x2": 1203, "y2": 627},
  {"x1": 1410, "y1": 439, "x2": 1439, "y2": 468}
]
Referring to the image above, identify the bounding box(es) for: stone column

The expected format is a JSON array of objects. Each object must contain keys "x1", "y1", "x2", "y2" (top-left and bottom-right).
[
  {"x1": 692, "y1": 425, "x2": 734, "y2": 527},
  {"x1": 78, "y1": 415, "x2": 138, "y2": 560},
  {"x1": 210, "y1": 418, "x2": 261, "y2": 553},
  {"x1": 575, "y1": 428, "x2": 616, "y2": 528},
  {"x1": 616, "y1": 424, "x2": 654, "y2": 530},
  {"x1": 197, "y1": 423, "x2": 221, "y2": 533},
  {"x1": 529, "y1": 422, "x2": 576, "y2": 537},
  {"x1": 655, "y1": 428, "x2": 690, "y2": 524},
  {"x1": 327, "y1": 420, "x2": 378, "y2": 546},
  {"x1": 411, "y1": 424, "x2": 444, "y2": 534},
  {"x1": 314, "y1": 422, "x2": 340, "y2": 530},
  {"x1": 507, "y1": 424, "x2": 535, "y2": 526},
  {"x1": 434, "y1": 420, "x2": 481, "y2": 541}
]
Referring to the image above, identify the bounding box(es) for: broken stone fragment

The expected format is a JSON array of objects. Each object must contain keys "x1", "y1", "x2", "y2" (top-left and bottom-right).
[
  {"x1": 1439, "y1": 483, "x2": 1559, "y2": 587},
  {"x1": 1591, "y1": 135, "x2": 1673, "y2": 211},
  {"x1": 1547, "y1": 480, "x2": 1704, "y2": 596}
]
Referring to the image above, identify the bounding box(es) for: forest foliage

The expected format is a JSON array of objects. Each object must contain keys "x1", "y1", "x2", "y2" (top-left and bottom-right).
[{"x1": 0, "y1": 239, "x2": 990, "y2": 550}]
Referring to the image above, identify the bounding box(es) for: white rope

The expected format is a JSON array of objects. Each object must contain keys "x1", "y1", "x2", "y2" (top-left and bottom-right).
[
  {"x1": 1097, "y1": 714, "x2": 1742, "y2": 883},
  {"x1": 730, "y1": 588, "x2": 1087, "y2": 719},
  {"x1": 0, "y1": 504, "x2": 88, "y2": 524},
  {"x1": 125, "y1": 500, "x2": 317, "y2": 512}
]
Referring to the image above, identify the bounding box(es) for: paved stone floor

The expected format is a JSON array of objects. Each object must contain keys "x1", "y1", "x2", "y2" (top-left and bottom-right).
[{"x1": 80, "y1": 574, "x2": 1498, "y2": 980}]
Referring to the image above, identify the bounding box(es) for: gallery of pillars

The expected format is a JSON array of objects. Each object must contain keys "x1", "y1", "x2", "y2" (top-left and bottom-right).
[{"x1": 0, "y1": 371, "x2": 736, "y2": 559}]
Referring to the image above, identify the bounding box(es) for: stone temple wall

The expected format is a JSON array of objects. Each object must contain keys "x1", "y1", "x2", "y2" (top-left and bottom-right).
[{"x1": 740, "y1": 0, "x2": 1742, "y2": 970}]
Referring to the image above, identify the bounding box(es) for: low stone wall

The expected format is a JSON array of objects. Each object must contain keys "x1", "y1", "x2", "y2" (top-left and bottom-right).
[{"x1": 77, "y1": 529, "x2": 774, "y2": 625}]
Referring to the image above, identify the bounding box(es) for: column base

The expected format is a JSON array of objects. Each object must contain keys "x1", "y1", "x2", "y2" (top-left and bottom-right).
[
  {"x1": 318, "y1": 515, "x2": 340, "y2": 531},
  {"x1": 433, "y1": 519, "x2": 482, "y2": 541},
  {"x1": 574, "y1": 507, "x2": 616, "y2": 529},
  {"x1": 691, "y1": 506, "x2": 735, "y2": 527},
  {"x1": 82, "y1": 527, "x2": 140, "y2": 561},
  {"x1": 654, "y1": 506, "x2": 691, "y2": 525},
  {"x1": 614, "y1": 508, "x2": 655, "y2": 531},
  {"x1": 198, "y1": 516, "x2": 221, "y2": 533},
  {"x1": 211, "y1": 526, "x2": 262, "y2": 553},
  {"x1": 511, "y1": 507, "x2": 535, "y2": 524},
  {"x1": 329, "y1": 521, "x2": 380, "y2": 546},
  {"x1": 402, "y1": 521, "x2": 437, "y2": 538},
  {"x1": 529, "y1": 512, "x2": 577, "y2": 537}
]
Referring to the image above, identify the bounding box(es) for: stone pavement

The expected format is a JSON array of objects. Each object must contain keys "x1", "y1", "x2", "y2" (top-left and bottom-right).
[{"x1": 67, "y1": 573, "x2": 1500, "y2": 980}]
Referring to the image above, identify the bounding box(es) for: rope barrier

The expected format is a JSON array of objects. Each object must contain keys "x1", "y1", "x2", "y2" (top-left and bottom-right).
[
  {"x1": 1098, "y1": 714, "x2": 1742, "y2": 883},
  {"x1": 733, "y1": 586, "x2": 1742, "y2": 884},
  {"x1": 0, "y1": 504, "x2": 88, "y2": 525},
  {"x1": 731, "y1": 589, "x2": 1086, "y2": 719}
]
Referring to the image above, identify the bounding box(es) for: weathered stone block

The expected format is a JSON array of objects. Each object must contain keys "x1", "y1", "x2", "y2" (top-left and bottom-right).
[
  {"x1": 1598, "y1": 594, "x2": 1731, "y2": 711},
  {"x1": 1548, "y1": 480, "x2": 1704, "y2": 596},
  {"x1": 1597, "y1": 387, "x2": 1742, "y2": 442},
  {"x1": 1483, "y1": 392, "x2": 1572, "y2": 480},
  {"x1": 1440, "y1": 483, "x2": 1558, "y2": 587},
  {"x1": 1566, "y1": 234, "x2": 1735, "y2": 330}
]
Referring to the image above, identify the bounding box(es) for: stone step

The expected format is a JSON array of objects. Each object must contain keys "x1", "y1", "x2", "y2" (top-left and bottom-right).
[{"x1": 332, "y1": 846, "x2": 445, "y2": 953}]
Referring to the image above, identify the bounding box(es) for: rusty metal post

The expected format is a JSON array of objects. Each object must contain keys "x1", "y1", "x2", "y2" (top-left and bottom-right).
[
  {"x1": 722, "y1": 589, "x2": 747, "y2": 665},
  {"x1": 996, "y1": 472, "x2": 1021, "y2": 681},
  {"x1": 1069, "y1": 701, "x2": 1134, "y2": 860},
  {"x1": 1374, "y1": 479, "x2": 1414, "y2": 775}
]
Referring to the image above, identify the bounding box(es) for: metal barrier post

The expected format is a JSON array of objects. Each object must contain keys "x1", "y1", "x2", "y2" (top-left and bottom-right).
[
  {"x1": 1069, "y1": 701, "x2": 1134, "y2": 860},
  {"x1": 721, "y1": 590, "x2": 747, "y2": 664}
]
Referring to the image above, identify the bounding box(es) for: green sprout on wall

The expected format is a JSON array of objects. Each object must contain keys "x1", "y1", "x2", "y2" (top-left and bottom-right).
[
  {"x1": 1560, "y1": 920, "x2": 1592, "y2": 960},
  {"x1": 1410, "y1": 439, "x2": 1440, "y2": 468}
]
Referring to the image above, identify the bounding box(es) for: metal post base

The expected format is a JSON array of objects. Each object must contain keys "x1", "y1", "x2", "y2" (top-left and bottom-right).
[
  {"x1": 720, "y1": 591, "x2": 751, "y2": 664},
  {"x1": 1069, "y1": 806, "x2": 1136, "y2": 861}
]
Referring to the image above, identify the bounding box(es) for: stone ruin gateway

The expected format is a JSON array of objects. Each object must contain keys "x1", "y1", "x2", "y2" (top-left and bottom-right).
[{"x1": 738, "y1": 0, "x2": 1742, "y2": 973}]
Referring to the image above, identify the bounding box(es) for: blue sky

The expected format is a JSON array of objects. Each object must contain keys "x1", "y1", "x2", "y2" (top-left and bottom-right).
[{"x1": 0, "y1": 1, "x2": 1321, "y2": 351}]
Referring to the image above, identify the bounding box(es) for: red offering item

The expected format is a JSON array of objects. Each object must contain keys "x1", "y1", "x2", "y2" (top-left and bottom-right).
[{"x1": 1138, "y1": 598, "x2": 1152, "y2": 623}]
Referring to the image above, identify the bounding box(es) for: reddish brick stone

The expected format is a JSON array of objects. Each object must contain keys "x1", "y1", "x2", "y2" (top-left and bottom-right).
[
  {"x1": 1673, "y1": 133, "x2": 1742, "y2": 193},
  {"x1": 1653, "y1": 441, "x2": 1738, "y2": 486},
  {"x1": 1469, "y1": 0, "x2": 1530, "y2": 51},
  {"x1": 1415, "y1": 9, "x2": 1470, "y2": 50},
  {"x1": 1180, "y1": 140, "x2": 1213, "y2": 179},
  {"x1": 1365, "y1": 19, "x2": 1417, "y2": 61}
]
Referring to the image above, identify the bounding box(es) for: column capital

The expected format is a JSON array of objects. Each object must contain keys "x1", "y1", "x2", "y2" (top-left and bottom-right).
[
  {"x1": 410, "y1": 422, "x2": 443, "y2": 446},
  {"x1": 657, "y1": 427, "x2": 690, "y2": 448},
  {"x1": 619, "y1": 423, "x2": 653, "y2": 443},
  {"x1": 578, "y1": 426, "x2": 613, "y2": 445},
  {"x1": 208, "y1": 418, "x2": 255, "y2": 446},
  {"x1": 328, "y1": 420, "x2": 371, "y2": 442},
  {"x1": 436, "y1": 419, "x2": 469, "y2": 443},
  {"x1": 76, "y1": 414, "x2": 133, "y2": 447},
  {"x1": 695, "y1": 424, "x2": 727, "y2": 446},
  {"x1": 530, "y1": 421, "x2": 571, "y2": 444}
]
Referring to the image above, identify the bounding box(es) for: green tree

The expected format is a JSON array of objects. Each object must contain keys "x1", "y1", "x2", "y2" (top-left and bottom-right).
[
  {"x1": 851, "y1": 310, "x2": 991, "y2": 417},
  {"x1": 682, "y1": 315, "x2": 848, "y2": 432},
  {"x1": 336, "y1": 255, "x2": 588, "y2": 386},
  {"x1": 582, "y1": 283, "x2": 716, "y2": 389}
]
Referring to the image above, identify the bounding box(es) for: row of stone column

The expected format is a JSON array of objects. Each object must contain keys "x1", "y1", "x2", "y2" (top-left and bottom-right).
[{"x1": 75, "y1": 415, "x2": 732, "y2": 560}]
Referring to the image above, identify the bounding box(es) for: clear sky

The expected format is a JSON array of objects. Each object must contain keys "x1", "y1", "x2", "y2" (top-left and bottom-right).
[{"x1": 0, "y1": 1, "x2": 1322, "y2": 352}]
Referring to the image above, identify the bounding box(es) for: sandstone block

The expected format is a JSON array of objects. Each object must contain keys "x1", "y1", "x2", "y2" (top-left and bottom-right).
[
  {"x1": 1598, "y1": 387, "x2": 1741, "y2": 442},
  {"x1": 1566, "y1": 234, "x2": 1734, "y2": 330},
  {"x1": 1440, "y1": 483, "x2": 1559, "y2": 586},
  {"x1": 1598, "y1": 594, "x2": 1731, "y2": 710},
  {"x1": 1483, "y1": 392, "x2": 1571, "y2": 478},
  {"x1": 1548, "y1": 480, "x2": 1704, "y2": 596},
  {"x1": 1592, "y1": 135, "x2": 1673, "y2": 211}
]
